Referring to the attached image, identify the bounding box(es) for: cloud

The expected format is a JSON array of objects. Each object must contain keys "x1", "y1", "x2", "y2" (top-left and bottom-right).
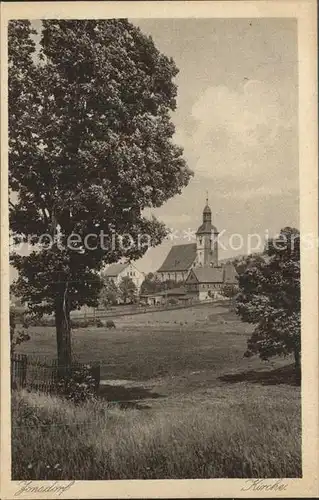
[
  {"x1": 214, "y1": 179, "x2": 299, "y2": 201},
  {"x1": 192, "y1": 81, "x2": 280, "y2": 147},
  {"x1": 173, "y1": 79, "x2": 298, "y2": 200}
]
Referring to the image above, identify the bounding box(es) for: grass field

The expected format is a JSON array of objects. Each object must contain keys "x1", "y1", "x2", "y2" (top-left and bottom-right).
[{"x1": 13, "y1": 302, "x2": 301, "y2": 479}]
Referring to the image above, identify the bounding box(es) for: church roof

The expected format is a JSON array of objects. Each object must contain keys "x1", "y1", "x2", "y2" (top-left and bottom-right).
[
  {"x1": 189, "y1": 266, "x2": 225, "y2": 283},
  {"x1": 157, "y1": 243, "x2": 196, "y2": 272},
  {"x1": 223, "y1": 261, "x2": 238, "y2": 283}
]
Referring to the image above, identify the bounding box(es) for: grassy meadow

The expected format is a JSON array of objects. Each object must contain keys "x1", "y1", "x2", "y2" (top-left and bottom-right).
[{"x1": 12, "y1": 302, "x2": 302, "y2": 479}]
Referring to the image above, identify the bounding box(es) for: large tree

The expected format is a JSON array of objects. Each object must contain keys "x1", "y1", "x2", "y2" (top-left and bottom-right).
[
  {"x1": 231, "y1": 253, "x2": 266, "y2": 275},
  {"x1": 9, "y1": 20, "x2": 192, "y2": 372},
  {"x1": 236, "y1": 227, "x2": 301, "y2": 382}
]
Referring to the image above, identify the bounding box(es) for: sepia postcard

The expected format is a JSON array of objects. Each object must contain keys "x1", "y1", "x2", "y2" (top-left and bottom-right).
[{"x1": 1, "y1": 1, "x2": 318, "y2": 498}]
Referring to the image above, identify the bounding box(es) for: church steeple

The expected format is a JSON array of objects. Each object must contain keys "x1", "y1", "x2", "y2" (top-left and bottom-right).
[
  {"x1": 203, "y1": 191, "x2": 212, "y2": 223},
  {"x1": 196, "y1": 192, "x2": 219, "y2": 267}
]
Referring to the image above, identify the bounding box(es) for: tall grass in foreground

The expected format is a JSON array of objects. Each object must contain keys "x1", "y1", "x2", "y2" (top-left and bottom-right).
[{"x1": 12, "y1": 390, "x2": 301, "y2": 479}]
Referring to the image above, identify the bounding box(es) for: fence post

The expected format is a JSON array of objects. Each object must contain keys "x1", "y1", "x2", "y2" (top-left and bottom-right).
[
  {"x1": 11, "y1": 354, "x2": 16, "y2": 390},
  {"x1": 11, "y1": 353, "x2": 28, "y2": 389},
  {"x1": 21, "y1": 354, "x2": 27, "y2": 388}
]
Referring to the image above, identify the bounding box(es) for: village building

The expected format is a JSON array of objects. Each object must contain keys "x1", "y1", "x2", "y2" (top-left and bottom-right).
[
  {"x1": 155, "y1": 243, "x2": 197, "y2": 282},
  {"x1": 140, "y1": 286, "x2": 192, "y2": 306},
  {"x1": 156, "y1": 196, "x2": 238, "y2": 300},
  {"x1": 156, "y1": 197, "x2": 219, "y2": 281},
  {"x1": 103, "y1": 262, "x2": 144, "y2": 291},
  {"x1": 185, "y1": 262, "x2": 237, "y2": 301}
]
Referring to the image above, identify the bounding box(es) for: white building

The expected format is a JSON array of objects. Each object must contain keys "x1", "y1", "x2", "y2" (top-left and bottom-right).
[{"x1": 103, "y1": 262, "x2": 144, "y2": 291}]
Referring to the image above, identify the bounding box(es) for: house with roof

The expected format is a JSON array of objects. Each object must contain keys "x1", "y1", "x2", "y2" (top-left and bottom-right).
[
  {"x1": 156, "y1": 196, "x2": 238, "y2": 300},
  {"x1": 140, "y1": 286, "x2": 191, "y2": 306},
  {"x1": 103, "y1": 262, "x2": 144, "y2": 291},
  {"x1": 185, "y1": 263, "x2": 237, "y2": 301}
]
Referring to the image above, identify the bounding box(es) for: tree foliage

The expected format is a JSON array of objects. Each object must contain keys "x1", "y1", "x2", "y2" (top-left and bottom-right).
[
  {"x1": 9, "y1": 20, "x2": 192, "y2": 368},
  {"x1": 140, "y1": 272, "x2": 162, "y2": 294},
  {"x1": 221, "y1": 283, "x2": 239, "y2": 310},
  {"x1": 140, "y1": 273, "x2": 183, "y2": 295},
  {"x1": 236, "y1": 227, "x2": 301, "y2": 381},
  {"x1": 118, "y1": 276, "x2": 137, "y2": 304},
  {"x1": 10, "y1": 308, "x2": 30, "y2": 356},
  {"x1": 99, "y1": 278, "x2": 119, "y2": 307},
  {"x1": 231, "y1": 253, "x2": 266, "y2": 275},
  {"x1": 221, "y1": 284, "x2": 238, "y2": 299}
]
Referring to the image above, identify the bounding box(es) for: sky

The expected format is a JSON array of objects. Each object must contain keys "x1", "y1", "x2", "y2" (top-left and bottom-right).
[
  {"x1": 12, "y1": 18, "x2": 299, "y2": 277},
  {"x1": 131, "y1": 18, "x2": 299, "y2": 272}
]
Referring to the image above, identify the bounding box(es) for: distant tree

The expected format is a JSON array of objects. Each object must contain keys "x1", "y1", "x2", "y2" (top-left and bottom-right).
[
  {"x1": 140, "y1": 274, "x2": 183, "y2": 295},
  {"x1": 140, "y1": 272, "x2": 162, "y2": 294},
  {"x1": 119, "y1": 276, "x2": 137, "y2": 304},
  {"x1": 9, "y1": 20, "x2": 192, "y2": 372},
  {"x1": 99, "y1": 278, "x2": 119, "y2": 307},
  {"x1": 162, "y1": 279, "x2": 184, "y2": 290},
  {"x1": 236, "y1": 227, "x2": 301, "y2": 383},
  {"x1": 221, "y1": 283, "x2": 239, "y2": 310}
]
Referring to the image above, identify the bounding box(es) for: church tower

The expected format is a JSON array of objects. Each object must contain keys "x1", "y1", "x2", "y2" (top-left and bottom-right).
[{"x1": 196, "y1": 194, "x2": 219, "y2": 267}]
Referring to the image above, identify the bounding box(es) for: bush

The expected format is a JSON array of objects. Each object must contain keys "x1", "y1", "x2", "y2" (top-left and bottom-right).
[
  {"x1": 70, "y1": 319, "x2": 90, "y2": 329},
  {"x1": 71, "y1": 318, "x2": 105, "y2": 328},
  {"x1": 10, "y1": 308, "x2": 30, "y2": 354},
  {"x1": 13, "y1": 308, "x2": 27, "y2": 325},
  {"x1": 20, "y1": 316, "x2": 55, "y2": 327},
  {"x1": 106, "y1": 320, "x2": 116, "y2": 328},
  {"x1": 16, "y1": 315, "x2": 107, "y2": 329},
  {"x1": 56, "y1": 365, "x2": 97, "y2": 404},
  {"x1": 168, "y1": 298, "x2": 178, "y2": 305}
]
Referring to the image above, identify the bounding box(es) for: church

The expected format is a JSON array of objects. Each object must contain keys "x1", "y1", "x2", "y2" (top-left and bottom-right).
[{"x1": 156, "y1": 197, "x2": 237, "y2": 300}]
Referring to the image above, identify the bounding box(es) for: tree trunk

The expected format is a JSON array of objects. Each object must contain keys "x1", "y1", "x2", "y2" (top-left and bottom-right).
[
  {"x1": 294, "y1": 347, "x2": 301, "y2": 385},
  {"x1": 55, "y1": 295, "x2": 72, "y2": 378}
]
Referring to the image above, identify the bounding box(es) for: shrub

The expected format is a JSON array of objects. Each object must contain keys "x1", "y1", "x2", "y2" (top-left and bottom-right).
[
  {"x1": 56, "y1": 365, "x2": 97, "y2": 404},
  {"x1": 13, "y1": 308, "x2": 27, "y2": 325},
  {"x1": 106, "y1": 320, "x2": 116, "y2": 329},
  {"x1": 20, "y1": 316, "x2": 56, "y2": 327},
  {"x1": 16, "y1": 316, "x2": 108, "y2": 328},
  {"x1": 70, "y1": 319, "x2": 90, "y2": 329},
  {"x1": 21, "y1": 316, "x2": 30, "y2": 328},
  {"x1": 70, "y1": 318, "x2": 105, "y2": 329},
  {"x1": 10, "y1": 308, "x2": 30, "y2": 354},
  {"x1": 18, "y1": 316, "x2": 108, "y2": 329},
  {"x1": 168, "y1": 298, "x2": 178, "y2": 305}
]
